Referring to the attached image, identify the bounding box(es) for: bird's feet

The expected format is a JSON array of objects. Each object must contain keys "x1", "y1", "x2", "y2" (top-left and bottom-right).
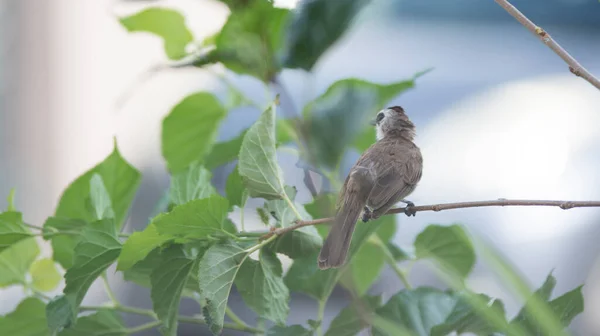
[
  {"x1": 402, "y1": 200, "x2": 417, "y2": 217},
  {"x1": 362, "y1": 207, "x2": 372, "y2": 223}
]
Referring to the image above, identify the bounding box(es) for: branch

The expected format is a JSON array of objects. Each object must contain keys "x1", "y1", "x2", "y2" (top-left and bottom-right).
[
  {"x1": 261, "y1": 199, "x2": 600, "y2": 239},
  {"x1": 495, "y1": 0, "x2": 600, "y2": 91}
]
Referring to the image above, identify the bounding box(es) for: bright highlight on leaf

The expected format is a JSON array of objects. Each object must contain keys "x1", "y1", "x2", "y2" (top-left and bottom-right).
[
  {"x1": 120, "y1": 7, "x2": 194, "y2": 60},
  {"x1": 29, "y1": 258, "x2": 62, "y2": 293}
]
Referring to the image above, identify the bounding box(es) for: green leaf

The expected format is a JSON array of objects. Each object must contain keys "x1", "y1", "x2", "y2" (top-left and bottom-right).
[
  {"x1": 547, "y1": 286, "x2": 584, "y2": 328},
  {"x1": 510, "y1": 273, "x2": 583, "y2": 334},
  {"x1": 42, "y1": 217, "x2": 86, "y2": 269},
  {"x1": 46, "y1": 295, "x2": 76, "y2": 334},
  {"x1": 225, "y1": 165, "x2": 248, "y2": 208},
  {"x1": 120, "y1": 7, "x2": 193, "y2": 60},
  {"x1": 204, "y1": 131, "x2": 247, "y2": 170},
  {"x1": 431, "y1": 293, "x2": 508, "y2": 336},
  {"x1": 30, "y1": 259, "x2": 62, "y2": 293},
  {"x1": 150, "y1": 245, "x2": 196, "y2": 335},
  {"x1": 0, "y1": 211, "x2": 32, "y2": 254},
  {"x1": 235, "y1": 250, "x2": 289, "y2": 325},
  {"x1": 6, "y1": 188, "x2": 16, "y2": 211},
  {"x1": 238, "y1": 101, "x2": 286, "y2": 200},
  {"x1": 0, "y1": 298, "x2": 49, "y2": 336},
  {"x1": 414, "y1": 224, "x2": 475, "y2": 279},
  {"x1": 285, "y1": 219, "x2": 383, "y2": 300},
  {"x1": 198, "y1": 242, "x2": 247, "y2": 335},
  {"x1": 340, "y1": 242, "x2": 384, "y2": 296},
  {"x1": 373, "y1": 287, "x2": 457, "y2": 336},
  {"x1": 0, "y1": 238, "x2": 39, "y2": 287},
  {"x1": 215, "y1": 1, "x2": 289, "y2": 81},
  {"x1": 267, "y1": 325, "x2": 313, "y2": 336},
  {"x1": 283, "y1": 0, "x2": 370, "y2": 71},
  {"x1": 304, "y1": 78, "x2": 418, "y2": 169},
  {"x1": 63, "y1": 219, "x2": 122, "y2": 308},
  {"x1": 162, "y1": 92, "x2": 227, "y2": 173},
  {"x1": 169, "y1": 162, "x2": 217, "y2": 205},
  {"x1": 58, "y1": 310, "x2": 126, "y2": 336},
  {"x1": 153, "y1": 195, "x2": 229, "y2": 239},
  {"x1": 325, "y1": 296, "x2": 381, "y2": 336},
  {"x1": 89, "y1": 174, "x2": 115, "y2": 220},
  {"x1": 116, "y1": 224, "x2": 171, "y2": 271},
  {"x1": 375, "y1": 215, "x2": 396, "y2": 241},
  {"x1": 55, "y1": 142, "x2": 141, "y2": 228}
]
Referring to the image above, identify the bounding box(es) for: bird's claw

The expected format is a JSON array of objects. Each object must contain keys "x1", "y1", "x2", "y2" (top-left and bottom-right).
[
  {"x1": 403, "y1": 201, "x2": 416, "y2": 217},
  {"x1": 362, "y1": 207, "x2": 372, "y2": 223}
]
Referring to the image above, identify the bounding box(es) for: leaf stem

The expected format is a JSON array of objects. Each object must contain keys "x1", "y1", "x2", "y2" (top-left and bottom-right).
[
  {"x1": 245, "y1": 234, "x2": 277, "y2": 254},
  {"x1": 102, "y1": 273, "x2": 119, "y2": 305},
  {"x1": 282, "y1": 192, "x2": 304, "y2": 221},
  {"x1": 225, "y1": 306, "x2": 251, "y2": 330},
  {"x1": 371, "y1": 236, "x2": 412, "y2": 289},
  {"x1": 126, "y1": 320, "x2": 162, "y2": 334},
  {"x1": 316, "y1": 299, "x2": 327, "y2": 336}
]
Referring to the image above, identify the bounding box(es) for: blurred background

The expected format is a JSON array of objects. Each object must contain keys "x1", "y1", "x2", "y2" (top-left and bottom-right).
[{"x1": 1, "y1": 0, "x2": 599, "y2": 334}]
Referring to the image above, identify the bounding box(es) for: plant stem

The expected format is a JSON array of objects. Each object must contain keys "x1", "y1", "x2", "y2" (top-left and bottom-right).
[
  {"x1": 102, "y1": 273, "x2": 119, "y2": 305},
  {"x1": 126, "y1": 321, "x2": 162, "y2": 334},
  {"x1": 23, "y1": 223, "x2": 41, "y2": 231},
  {"x1": 372, "y1": 236, "x2": 412, "y2": 289},
  {"x1": 225, "y1": 307, "x2": 251, "y2": 330},
  {"x1": 282, "y1": 192, "x2": 304, "y2": 221},
  {"x1": 316, "y1": 299, "x2": 327, "y2": 336},
  {"x1": 245, "y1": 234, "x2": 277, "y2": 254}
]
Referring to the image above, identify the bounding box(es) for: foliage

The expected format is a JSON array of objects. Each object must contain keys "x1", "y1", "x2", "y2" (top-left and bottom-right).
[{"x1": 0, "y1": 1, "x2": 585, "y2": 336}]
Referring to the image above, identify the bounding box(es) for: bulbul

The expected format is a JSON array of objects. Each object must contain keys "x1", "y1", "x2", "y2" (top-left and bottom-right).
[{"x1": 318, "y1": 106, "x2": 423, "y2": 270}]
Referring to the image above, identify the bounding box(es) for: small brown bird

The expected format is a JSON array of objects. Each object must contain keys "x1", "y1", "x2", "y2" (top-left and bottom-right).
[{"x1": 318, "y1": 106, "x2": 423, "y2": 269}]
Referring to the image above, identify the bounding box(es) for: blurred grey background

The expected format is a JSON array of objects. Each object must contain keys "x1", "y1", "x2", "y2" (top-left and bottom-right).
[{"x1": 1, "y1": 0, "x2": 599, "y2": 335}]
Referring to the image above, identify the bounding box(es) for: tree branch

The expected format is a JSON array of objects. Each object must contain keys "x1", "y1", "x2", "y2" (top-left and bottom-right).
[
  {"x1": 495, "y1": 0, "x2": 600, "y2": 91},
  {"x1": 261, "y1": 199, "x2": 600, "y2": 239}
]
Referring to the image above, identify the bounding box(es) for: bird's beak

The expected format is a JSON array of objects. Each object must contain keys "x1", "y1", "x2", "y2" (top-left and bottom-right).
[{"x1": 369, "y1": 119, "x2": 377, "y2": 126}]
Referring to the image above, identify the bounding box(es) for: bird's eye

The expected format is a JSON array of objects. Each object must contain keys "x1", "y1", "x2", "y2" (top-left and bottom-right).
[{"x1": 376, "y1": 113, "x2": 384, "y2": 122}]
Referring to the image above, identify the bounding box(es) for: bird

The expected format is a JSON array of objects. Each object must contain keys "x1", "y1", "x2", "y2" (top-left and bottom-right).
[{"x1": 317, "y1": 106, "x2": 423, "y2": 270}]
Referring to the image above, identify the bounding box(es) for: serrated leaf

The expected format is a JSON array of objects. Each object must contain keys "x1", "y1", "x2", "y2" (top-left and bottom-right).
[
  {"x1": 304, "y1": 77, "x2": 420, "y2": 169},
  {"x1": 215, "y1": 1, "x2": 289, "y2": 81},
  {"x1": 150, "y1": 245, "x2": 195, "y2": 335},
  {"x1": 46, "y1": 295, "x2": 76, "y2": 334},
  {"x1": 225, "y1": 165, "x2": 248, "y2": 208},
  {"x1": 30, "y1": 259, "x2": 62, "y2": 293},
  {"x1": 120, "y1": 7, "x2": 193, "y2": 60},
  {"x1": 264, "y1": 186, "x2": 301, "y2": 227},
  {"x1": 54, "y1": 142, "x2": 141, "y2": 228},
  {"x1": 162, "y1": 92, "x2": 227, "y2": 173},
  {"x1": 414, "y1": 224, "x2": 475, "y2": 279},
  {"x1": 0, "y1": 238, "x2": 39, "y2": 287},
  {"x1": 547, "y1": 286, "x2": 584, "y2": 327},
  {"x1": 170, "y1": 162, "x2": 217, "y2": 206},
  {"x1": 283, "y1": 0, "x2": 369, "y2": 71},
  {"x1": 235, "y1": 250, "x2": 289, "y2": 325},
  {"x1": 153, "y1": 195, "x2": 229, "y2": 239},
  {"x1": 340, "y1": 242, "x2": 384, "y2": 296},
  {"x1": 63, "y1": 219, "x2": 122, "y2": 308},
  {"x1": 198, "y1": 242, "x2": 247, "y2": 335},
  {"x1": 0, "y1": 211, "x2": 32, "y2": 254},
  {"x1": 267, "y1": 325, "x2": 313, "y2": 336},
  {"x1": 0, "y1": 298, "x2": 49, "y2": 336},
  {"x1": 325, "y1": 296, "x2": 380, "y2": 336},
  {"x1": 117, "y1": 224, "x2": 171, "y2": 271},
  {"x1": 58, "y1": 310, "x2": 126, "y2": 336},
  {"x1": 431, "y1": 293, "x2": 508, "y2": 336},
  {"x1": 89, "y1": 174, "x2": 115, "y2": 220},
  {"x1": 373, "y1": 287, "x2": 457, "y2": 336},
  {"x1": 238, "y1": 102, "x2": 286, "y2": 199},
  {"x1": 271, "y1": 227, "x2": 322, "y2": 259},
  {"x1": 510, "y1": 272, "x2": 583, "y2": 335},
  {"x1": 42, "y1": 217, "x2": 87, "y2": 270}
]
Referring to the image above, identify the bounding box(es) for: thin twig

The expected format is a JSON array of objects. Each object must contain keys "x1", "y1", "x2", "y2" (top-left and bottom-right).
[
  {"x1": 261, "y1": 199, "x2": 600, "y2": 239},
  {"x1": 495, "y1": 0, "x2": 600, "y2": 90}
]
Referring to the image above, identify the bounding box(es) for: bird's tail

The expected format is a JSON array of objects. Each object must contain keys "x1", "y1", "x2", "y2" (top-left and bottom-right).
[{"x1": 318, "y1": 187, "x2": 368, "y2": 269}]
